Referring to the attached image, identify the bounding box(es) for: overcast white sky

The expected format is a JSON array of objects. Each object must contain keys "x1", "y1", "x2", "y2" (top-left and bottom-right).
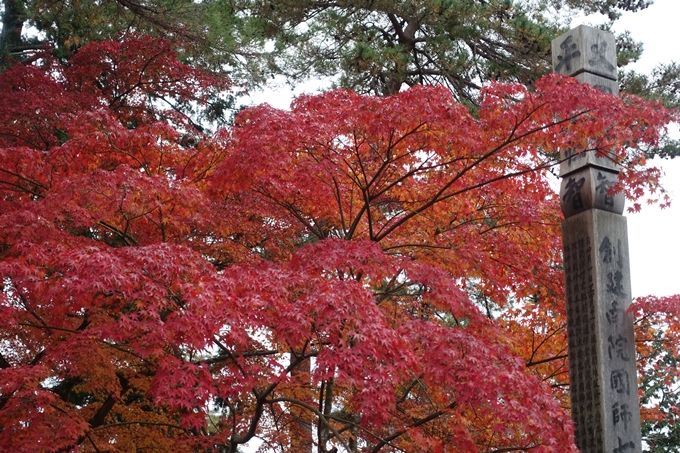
[{"x1": 604, "y1": 0, "x2": 680, "y2": 298}]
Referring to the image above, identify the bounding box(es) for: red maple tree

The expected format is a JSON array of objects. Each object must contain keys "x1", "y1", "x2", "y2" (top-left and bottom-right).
[{"x1": 0, "y1": 35, "x2": 677, "y2": 453}]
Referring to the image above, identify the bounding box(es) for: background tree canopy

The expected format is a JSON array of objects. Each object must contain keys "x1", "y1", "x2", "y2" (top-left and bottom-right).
[
  {"x1": 4, "y1": 0, "x2": 678, "y2": 154},
  {"x1": 0, "y1": 0, "x2": 675, "y2": 102}
]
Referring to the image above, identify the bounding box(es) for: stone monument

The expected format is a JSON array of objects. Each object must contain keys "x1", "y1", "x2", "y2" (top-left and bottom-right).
[{"x1": 552, "y1": 25, "x2": 642, "y2": 453}]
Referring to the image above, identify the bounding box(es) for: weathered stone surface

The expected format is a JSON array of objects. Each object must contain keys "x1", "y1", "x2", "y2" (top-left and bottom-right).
[
  {"x1": 555, "y1": 26, "x2": 620, "y2": 178},
  {"x1": 559, "y1": 149, "x2": 621, "y2": 178},
  {"x1": 556, "y1": 24, "x2": 642, "y2": 453},
  {"x1": 552, "y1": 25, "x2": 617, "y2": 80},
  {"x1": 560, "y1": 166, "x2": 625, "y2": 218},
  {"x1": 562, "y1": 210, "x2": 641, "y2": 453},
  {"x1": 574, "y1": 72, "x2": 619, "y2": 96}
]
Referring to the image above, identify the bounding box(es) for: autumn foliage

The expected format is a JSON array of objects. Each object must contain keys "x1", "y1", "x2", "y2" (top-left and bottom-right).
[{"x1": 0, "y1": 35, "x2": 677, "y2": 453}]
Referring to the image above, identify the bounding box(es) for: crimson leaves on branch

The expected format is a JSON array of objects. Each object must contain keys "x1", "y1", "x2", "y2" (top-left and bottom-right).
[{"x1": 0, "y1": 35, "x2": 678, "y2": 453}]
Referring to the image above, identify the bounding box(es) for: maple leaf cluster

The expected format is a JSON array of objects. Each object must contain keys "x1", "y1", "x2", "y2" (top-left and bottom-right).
[{"x1": 0, "y1": 35, "x2": 676, "y2": 453}]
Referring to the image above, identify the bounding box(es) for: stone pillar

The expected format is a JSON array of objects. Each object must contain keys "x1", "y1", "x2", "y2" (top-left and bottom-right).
[{"x1": 552, "y1": 26, "x2": 642, "y2": 453}]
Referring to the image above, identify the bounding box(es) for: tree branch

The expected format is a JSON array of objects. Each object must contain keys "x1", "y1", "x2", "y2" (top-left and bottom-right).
[
  {"x1": 266, "y1": 397, "x2": 352, "y2": 453},
  {"x1": 370, "y1": 400, "x2": 457, "y2": 453}
]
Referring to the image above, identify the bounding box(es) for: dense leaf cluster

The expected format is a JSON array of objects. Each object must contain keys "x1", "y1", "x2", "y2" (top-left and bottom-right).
[
  {"x1": 2, "y1": 0, "x2": 680, "y2": 451},
  {"x1": 0, "y1": 33, "x2": 677, "y2": 452}
]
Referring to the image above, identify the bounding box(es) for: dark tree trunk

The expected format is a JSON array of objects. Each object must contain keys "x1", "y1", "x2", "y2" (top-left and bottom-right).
[
  {"x1": 1, "y1": 0, "x2": 25, "y2": 56},
  {"x1": 290, "y1": 355, "x2": 313, "y2": 453}
]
